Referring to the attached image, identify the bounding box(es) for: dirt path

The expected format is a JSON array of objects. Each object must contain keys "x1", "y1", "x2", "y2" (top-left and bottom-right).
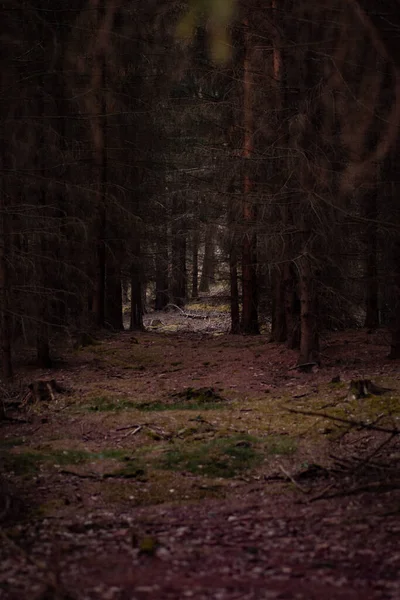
[{"x1": 1, "y1": 325, "x2": 399, "y2": 599}]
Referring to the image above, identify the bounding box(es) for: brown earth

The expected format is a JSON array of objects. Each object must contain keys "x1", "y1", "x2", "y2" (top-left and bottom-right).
[{"x1": 0, "y1": 312, "x2": 399, "y2": 600}]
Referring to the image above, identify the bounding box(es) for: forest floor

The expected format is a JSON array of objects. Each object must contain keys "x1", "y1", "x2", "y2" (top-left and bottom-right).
[{"x1": 1, "y1": 305, "x2": 400, "y2": 599}]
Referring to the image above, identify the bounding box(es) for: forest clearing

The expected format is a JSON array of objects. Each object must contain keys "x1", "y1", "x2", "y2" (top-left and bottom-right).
[{"x1": 1, "y1": 312, "x2": 399, "y2": 600}]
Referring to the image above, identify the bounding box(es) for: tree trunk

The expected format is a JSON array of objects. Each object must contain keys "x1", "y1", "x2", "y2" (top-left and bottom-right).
[
  {"x1": 284, "y1": 263, "x2": 300, "y2": 349},
  {"x1": 199, "y1": 224, "x2": 215, "y2": 293},
  {"x1": 0, "y1": 146, "x2": 12, "y2": 378},
  {"x1": 298, "y1": 255, "x2": 319, "y2": 364},
  {"x1": 387, "y1": 141, "x2": 400, "y2": 357},
  {"x1": 171, "y1": 195, "x2": 187, "y2": 307},
  {"x1": 192, "y1": 228, "x2": 199, "y2": 299},
  {"x1": 105, "y1": 262, "x2": 123, "y2": 330},
  {"x1": 92, "y1": 207, "x2": 106, "y2": 327},
  {"x1": 155, "y1": 238, "x2": 169, "y2": 310},
  {"x1": 364, "y1": 186, "x2": 379, "y2": 329},
  {"x1": 130, "y1": 239, "x2": 144, "y2": 331},
  {"x1": 37, "y1": 325, "x2": 52, "y2": 369},
  {"x1": 230, "y1": 243, "x2": 240, "y2": 334},
  {"x1": 241, "y1": 19, "x2": 259, "y2": 335},
  {"x1": 89, "y1": 0, "x2": 115, "y2": 328},
  {"x1": 122, "y1": 279, "x2": 129, "y2": 305},
  {"x1": 270, "y1": 267, "x2": 286, "y2": 343},
  {"x1": 388, "y1": 230, "x2": 400, "y2": 358}
]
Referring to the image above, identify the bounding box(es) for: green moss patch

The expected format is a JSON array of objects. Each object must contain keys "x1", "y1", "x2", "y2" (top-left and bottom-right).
[
  {"x1": 265, "y1": 434, "x2": 297, "y2": 456},
  {"x1": 1, "y1": 449, "x2": 93, "y2": 475},
  {"x1": 158, "y1": 434, "x2": 261, "y2": 478},
  {"x1": 85, "y1": 395, "x2": 137, "y2": 412}
]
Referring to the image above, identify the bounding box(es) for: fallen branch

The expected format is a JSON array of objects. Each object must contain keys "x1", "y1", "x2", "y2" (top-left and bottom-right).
[
  {"x1": 309, "y1": 481, "x2": 400, "y2": 502},
  {"x1": 278, "y1": 464, "x2": 311, "y2": 494},
  {"x1": 287, "y1": 408, "x2": 399, "y2": 435},
  {"x1": 164, "y1": 303, "x2": 209, "y2": 319},
  {"x1": 121, "y1": 425, "x2": 142, "y2": 439}
]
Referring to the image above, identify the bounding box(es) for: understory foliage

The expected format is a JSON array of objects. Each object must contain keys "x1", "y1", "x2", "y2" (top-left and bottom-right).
[{"x1": 1, "y1": 0, "x2": 400, "y2": 376}]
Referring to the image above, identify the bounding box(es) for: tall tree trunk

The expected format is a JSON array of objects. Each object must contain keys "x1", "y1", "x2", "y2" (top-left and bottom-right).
[
  {"x1": 298, "y1": 255, "x2": 319, "y2": 364},
  {"x1": 36, "y1": 63, "x2": 52, "y2": 369},
  {"x1": 389, "y1": 238, "x2": 400, "y2": 358},
  {"x1": 105, "y1": 262, "x2": 123, "y2": 330},
  {"x1": 364, "y1": 186, "x2": 379, "y2": 329},
  {"x1": 241, "y1": 19, "x2": 259, "y2": 334},
  {"x1": 192, "y1": 228, "x2": 199, "y2": 299},
  {"x1": 227, "y1": 180, "x2": 240, "y2": 334},
  {"x1": 284, "y1": 263, "x2": 300, "y2": 349},
  {"x1": 270, "y1": 267, "x2": 286, "y2": 342},
  {"x1": 155, "y1": 238, "x2": 169, "y2": 310},
  {"x1": 171, "y1": 195, "x2": 187, "y2": 307},
  {"x1": 230, "y1": 243, "x2": 240, "y2": 334},
  {"x1": 89, "y1": 0, "x2": 117, "y2": 327},
  {"x1": 199, "y1": 224, "x2": 215, "y2": 293},
  {"x1": 130, "y1": 238, "x2": 144, "y2": 331},
  {"x1": 387, "y1": 139, "x2": 400, "y2": 358},
  {"x1": 0, "y1": 135, "x2": 12, "y2": 378}
]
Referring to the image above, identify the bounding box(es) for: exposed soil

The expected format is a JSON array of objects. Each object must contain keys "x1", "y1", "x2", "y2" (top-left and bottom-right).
[{"x1": 0, "y1": 311, "x2": 399, "y2": 600}]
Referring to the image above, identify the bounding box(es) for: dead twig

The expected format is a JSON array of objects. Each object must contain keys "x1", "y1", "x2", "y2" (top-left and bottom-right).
[
  {"x1": 287, "y1": 408, "x2": 399, "y2": 435},
  {"x1": 116, "y1": 423, "x2": 142, "y2": 432},
  {"x1": 278, "y1": 464, "x2": 311, "y2": 494},
  {"x1": 121, "y1": 425, "x2": 142, "y2": 439},
  {"x1": 309, "y1": 481, "x2": 400, "y2": 502}
]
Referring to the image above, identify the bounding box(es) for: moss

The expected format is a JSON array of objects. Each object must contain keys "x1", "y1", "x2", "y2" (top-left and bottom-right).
[
  {"x1": 265, "y1": 434, "x2": 297, "y2": 456},
  {"x1": 85, "y1": 395, "x2": 137, "y2": 412},
  {"x1": 1, "y1": 448, "x2": 93, "y2": 475},
  {"x1": 158, "y1": 434, "x2": 262, "y2": 478}
]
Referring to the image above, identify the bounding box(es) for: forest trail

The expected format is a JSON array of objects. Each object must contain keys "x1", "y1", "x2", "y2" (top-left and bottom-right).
[{"x1": 1, "y1": 325, "x2": 399, "y2": 599}]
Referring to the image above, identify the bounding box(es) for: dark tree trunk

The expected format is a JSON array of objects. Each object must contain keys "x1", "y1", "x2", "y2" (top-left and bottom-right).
[
  {"x1": 284, "y1": 263, "x2": 300, "y2": 349},
  {"x1": 241, "y1": 221, "x2": 259, "y2": 334},
  {"x1": 387, "y1": 141, "x2": 400, "y2": 357},
  {"x1": 155, "y1": 212, "x2": 169, "y2": 310},
  {"x1": 91, "y1": 0, "x2": 108, "y2": 328},
  {"x1": 105, "y1": 263, "x2": 123, "y2": 330},
  {"x1": 192, "y1": 228, "x2": 199, "y2": 299},
  {"x1": 241, "y1": 19, "x2": 259, "y2": 335},
  {"x1": 199, "y1": 224, "x2": 215, "y2": 293},
  {"x1": 227, "y1": 181, "x2": 240, "y2": 334},
  {"x1": 122, "y1": 279, "x2": 129, "y2": 305},
  {"x1": 230, "y1": 243, "x2": 240, "y2": 334},
  {"x1": 270, "y1": 267, "x2": 286, "y2": 342},
  {"x1": 388, "y1": 231, "x2": 400, "y2": 358},
  {"x1": 37, "y1": 326, "x2": 52, "y2": 369},
  {"x1": 130, "y1": 239, "x2": 144, "y2": 331},
  {"x1": 171, "y1": 195, "x2": 187, "y2": 307},
  {"x1": 364, "y1": 186, "x2": 379, "y2": 329},
  {"x1": 0, "y1": 143, "x2": 12, "y2": 378},
  {"x1": 92, "y1": 207, "x2": 106, "y2": 327},
  {"x1": 35, "y1": 63, "x2": 52, "y2": 369},
  {"x1": 298, "y1": 256, "x2": 319, "y2": 364}
]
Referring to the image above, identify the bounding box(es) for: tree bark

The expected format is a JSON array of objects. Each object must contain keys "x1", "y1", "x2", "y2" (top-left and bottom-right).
[
  {"x1": 0, "y1": 136, "x2": 12, "y2": 378},
  {"x1": 89, "y1": 0, "x2": 117, "y2": 328},
  {"x1": 270, "y1": 267, "x2": 286, "y2": 342},
  {"x1": 364, "y1": 186, "x2": 379, "y2": 329},
  {"x1": 241, "y1": 18, "x2": 259, "y2": 335},
  {"x1": 130, "y1": 239, "x2": 144, "y2": 331},
  {"x1": 171, "y1": 195, "x2": 187, "y2": 307},
  {"x1": 191, "y1": 228, "x2": 199, "y2": 299},
  {"x1": 155, "y1": 240, "x2": 169, "y2": 310},
  {"x1": 105, "y1": 262, "x2": 123, "y2": 330},
  {"x1": 298, "y1": 255, "x2": 319, "y2": 364},
  {"x1": 199, "y1": 224, "x2": 215, "y2": 293},
  {"x1": 284, "y1": 263, "x2": 300, "y2": 349}
]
